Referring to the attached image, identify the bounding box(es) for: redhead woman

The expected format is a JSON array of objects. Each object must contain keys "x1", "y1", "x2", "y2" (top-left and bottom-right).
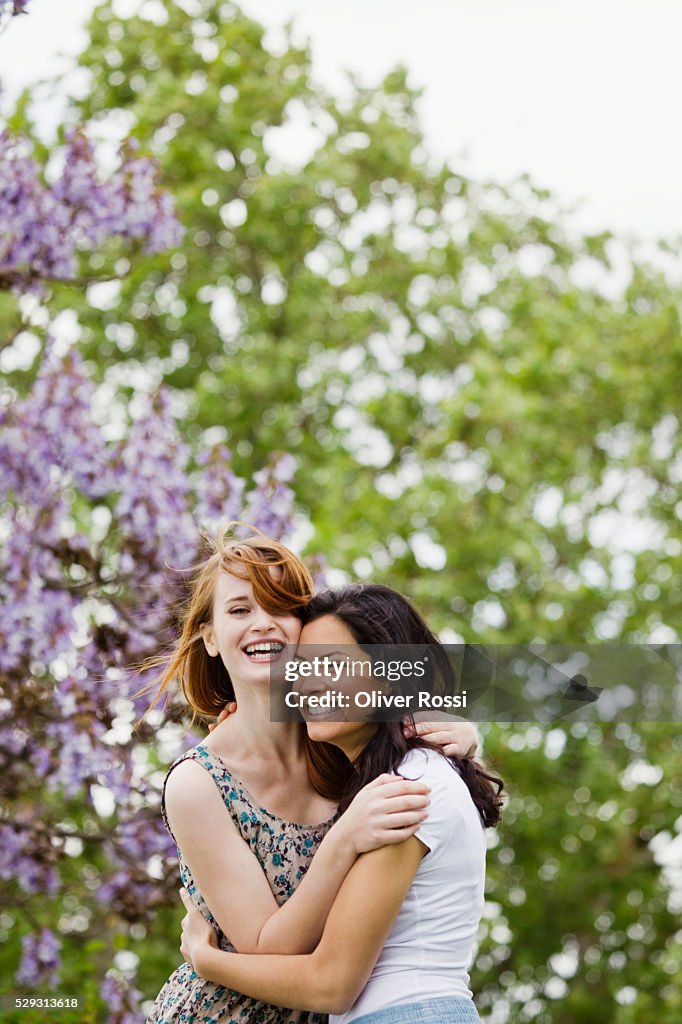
[
  {"x1": 146, "y1": 529, "x2": 478, "y2": 1024},
  {"x1": 178, "y1": 583, "x2": 503, "y2": 1024}
]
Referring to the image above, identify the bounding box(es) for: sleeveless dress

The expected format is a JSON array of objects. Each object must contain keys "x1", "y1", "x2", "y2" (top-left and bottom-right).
[{"x1": 146, "y1": 742, "x2": 336, "y2": 1024}]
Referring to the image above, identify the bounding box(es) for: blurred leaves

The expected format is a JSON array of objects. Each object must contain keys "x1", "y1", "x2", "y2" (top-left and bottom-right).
[
  {"x1": 478, "y1": 723, "x2": 682, "y2": 1022},
  {"x1": 2, "y1": 0, "x2": 677, "y2": 643},
  {"x1": 2, "y1": 1, "x2": 682, "y2": 1020}
]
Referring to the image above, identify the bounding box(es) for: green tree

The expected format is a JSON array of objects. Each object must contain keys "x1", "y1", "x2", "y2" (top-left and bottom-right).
[
  {"x1": 478, "y1": 722, "x2": 682, "y2": 1023},
  {"x1": 5, "y1": 0, "x2": 680, "y2": 641},
  {"x1": 2, "y1": 5, "x2": 681, "y2": 1020}
]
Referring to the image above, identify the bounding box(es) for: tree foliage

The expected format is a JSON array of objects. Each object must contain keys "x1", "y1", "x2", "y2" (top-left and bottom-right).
[
  {"x1": 1, "y1": 2, "x2": 681, "y2": 1022},
  {"x1": 480, "y1": 722, "x2": 682, "y2": 1023},
  {"x1": 0, "y1": 127, "x2": 182, "y2": 294},
  {"x1": 0, "y1": 342, "x2": 299, "y2": 1022},
  {"x1": 21, "y1": 0, "x2": 677, "y2": 641}
]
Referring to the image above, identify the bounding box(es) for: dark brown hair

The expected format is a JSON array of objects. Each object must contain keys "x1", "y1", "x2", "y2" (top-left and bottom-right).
[{"x1": 298, "y1": 584, "x2": 504, "y2": 827}]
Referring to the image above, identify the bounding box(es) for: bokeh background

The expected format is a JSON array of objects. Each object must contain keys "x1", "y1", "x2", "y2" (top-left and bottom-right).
[{"x1": 0, "y1": 1, "x2": 681, "y2": 1022}]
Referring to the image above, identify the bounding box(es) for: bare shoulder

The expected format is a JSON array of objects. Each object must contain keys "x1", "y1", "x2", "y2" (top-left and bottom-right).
[{"x1": 164, "y1": 756, "x2": 226, "y2": 817}]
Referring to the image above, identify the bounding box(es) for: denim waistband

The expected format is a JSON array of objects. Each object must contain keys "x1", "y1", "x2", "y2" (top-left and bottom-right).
[{"x1": 346, "y1": 997, "x2": 480, "y2": 1024}]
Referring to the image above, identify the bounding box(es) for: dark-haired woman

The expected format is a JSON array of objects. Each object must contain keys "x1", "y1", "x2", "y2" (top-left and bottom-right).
[{"x1": 179, "y1": 583, "x2": 503, "y2": 1024}]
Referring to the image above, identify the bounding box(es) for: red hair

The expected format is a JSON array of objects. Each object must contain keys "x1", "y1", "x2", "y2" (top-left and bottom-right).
[{"x1": 145, "y1": 524, "x2": 313, "y2": 720}]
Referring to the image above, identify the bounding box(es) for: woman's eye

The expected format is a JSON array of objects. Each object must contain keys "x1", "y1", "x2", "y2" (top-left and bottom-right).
[{"x1": 229, "y1": 607, "x2": 250, "y2": 615}]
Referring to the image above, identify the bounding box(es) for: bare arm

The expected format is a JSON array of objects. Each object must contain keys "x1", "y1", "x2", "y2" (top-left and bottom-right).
[
  {"x1": 183, "y1": 837, "x2": 427, "y2": 1014},
  {"x1": 165, "y1": 760, "x2": 429, "y2": 956}
]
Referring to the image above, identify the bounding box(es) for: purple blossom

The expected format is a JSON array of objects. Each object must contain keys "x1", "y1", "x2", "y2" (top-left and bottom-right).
[
  {"x1": 0, "y1": 339, "x2": 114, "y2": 504},
  {"x1": 0, "y1": 132, "x2": 72, "y2": 283},
  {"x1": 243, "y1": 454, "x2": 298, "y2": 539},
  {"x1": 194, "y1": 443, "x2": 246, "y2": 526},
  {"x1": 45, "y1": 724, "x2": 105, "y2": 798},
  {"x1": 0, "y1": 128, "x2": 183, "y2": 292},
  {"x1": 100, "y1": 969, "x2": 144, "y2": 1024},
  {"x1": 0, "y1": 8, "x2": 301, "y2": 988},
  {"x1": 0, "y1": 343, "x2": 304, "y2": 987},
  {"x1": 0, "y1": 825, "x2": 59, "y2": 895},
  {"x1": 16, "y1": 929, "x2": 61, "y2": 987}
]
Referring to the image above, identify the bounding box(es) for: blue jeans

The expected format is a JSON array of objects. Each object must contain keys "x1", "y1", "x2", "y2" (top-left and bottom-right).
[{"x1": 348, "y1": 997, "x2": 480, "y2": 1024}]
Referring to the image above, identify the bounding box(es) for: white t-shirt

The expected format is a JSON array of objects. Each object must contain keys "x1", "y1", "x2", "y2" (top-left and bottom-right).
[{"x1": 331, "y1": 747, "x2": 486, "y2": 1024}]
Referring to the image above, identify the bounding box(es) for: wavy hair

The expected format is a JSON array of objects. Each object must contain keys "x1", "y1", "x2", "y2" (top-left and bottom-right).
[
  {"x1": 298, "y1": 584, "x2": 505, "y2": 826},
  {"x1": 143, "y1": 524, "x2": 314, "y2": 721}
]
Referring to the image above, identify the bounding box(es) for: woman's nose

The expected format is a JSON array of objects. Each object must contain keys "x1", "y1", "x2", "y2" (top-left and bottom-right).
[
  {"x1": 294, "y1": 672, "x2": 330, "y2": 698},
  {"x1": 250, "y1": 606, "x2": 277, "y2": 631}
]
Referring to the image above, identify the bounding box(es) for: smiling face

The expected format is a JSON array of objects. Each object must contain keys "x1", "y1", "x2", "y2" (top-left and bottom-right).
[
  {"x1": 295, "y1": 615, "x2": 378, "y2": 761},
  {"x1": 201, "y1": 568, "x2": 302, "y2": 691}
]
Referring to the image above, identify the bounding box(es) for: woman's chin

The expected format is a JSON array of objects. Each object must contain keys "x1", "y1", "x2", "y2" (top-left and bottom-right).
[{"x1": 305, "y1": 718, "x2": 343, "y2": 743}]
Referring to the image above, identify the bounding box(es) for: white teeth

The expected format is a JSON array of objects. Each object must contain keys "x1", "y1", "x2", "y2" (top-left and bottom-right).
[{"x1": 244, "y1": 641, "x2": 284, "y2": 657}]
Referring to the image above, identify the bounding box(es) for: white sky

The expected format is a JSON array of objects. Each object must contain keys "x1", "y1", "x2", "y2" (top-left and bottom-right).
[{"x1": 1, "y1": 0, "x2": 682, "y2": 240}]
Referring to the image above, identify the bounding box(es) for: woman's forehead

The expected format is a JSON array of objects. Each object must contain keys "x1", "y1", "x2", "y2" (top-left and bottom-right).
[
  {"x1": 300, "y1": 616, "x2": 356, "y2": 644},
  {"x1": 214, "y1": 563, "x2": 283, "y2": 598}
]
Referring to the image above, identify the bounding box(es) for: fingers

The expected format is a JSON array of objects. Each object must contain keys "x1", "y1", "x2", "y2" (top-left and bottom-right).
[
  {"x1": 373, "y1": 774, "x2": 430, "y2": 794},
  {"x1": 380, "y1": 824, "x2": 425, "y2": 843},
  {"x1": 376, "y1": 783, "x2": 431, "y2": 802},
  {"x1": 410, "y1": 728, "x2": 451, "y2": 743},
  {"x1": 410, "y1": 729, "x2": 468, "y2": 749},
  {"x1": 370, "y1": 791, "x2": 431, "y2": 818},
  {"x1": 365, "y1": 785, "x2": 430, "y2": 807},
  {"x1": 428, "y1": 734, "x2": 477, "y2": 757},
  {"x1": 439, "y1": 741, "x2": 477, "y2": 758},
  {"x1": 403, "y1": 720, "x2": 450, "y2": 737},
  {"x1": 404, "y1": 719, "x2": 467, "y2": 736},
  {"x1": 402, "y1": 722, "x2": 479, "y2": 757},
  {"x1": 179, "y1": 887, "x2": 193, "y2": 910},
  {"x1": 378, "y1": 809, "x2": 429, "y2": 830},
  {"x1": 372, "y1": 773, "x2": 396, "y2": 786},
  {"x1": 210, "y1": 702, "x2": 238, "y2": 733},
  {"x1": 403, "y1": 720, "x2": 433, "y2": 737},
  {"x1": 382, "y1": 793, "x2": 431, "y2": 812}
]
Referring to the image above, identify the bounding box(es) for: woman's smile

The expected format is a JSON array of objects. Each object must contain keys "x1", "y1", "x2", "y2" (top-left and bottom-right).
[
  {"x1": 295, "y1": 615, "x2": 378, "y2": 759},
  {"x1": 201, "y1": 571, "x2": 302, "y2": 685},
  {"x1": 241, "y1": 640, "x2": 287, "y2": 663}
]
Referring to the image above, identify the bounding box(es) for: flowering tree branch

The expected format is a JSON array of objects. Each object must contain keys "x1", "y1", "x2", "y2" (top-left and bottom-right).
[
  {"x1": 0, "y1": 344, "x2": 300, "y2": 1015},
  {"x1": 0, "y1": 12, "x2": 302, "y2": 1022},
  {"x1": 0, "y1": 128, "x2": 184, "y2": 295}
]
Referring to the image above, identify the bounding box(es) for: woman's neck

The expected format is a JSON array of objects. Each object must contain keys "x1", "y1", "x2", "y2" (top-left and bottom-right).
[
  {"x1": 206, "y1": 685, "x2": 305, "y2": 767},
  {"x1": 330, "y1": 724, "x2": 377, "y2": 765}
]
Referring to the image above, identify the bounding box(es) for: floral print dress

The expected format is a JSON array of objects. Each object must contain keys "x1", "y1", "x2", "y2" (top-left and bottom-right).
[{"x1": 146, "y1": 743, "x2": 336, "y2": 1024}]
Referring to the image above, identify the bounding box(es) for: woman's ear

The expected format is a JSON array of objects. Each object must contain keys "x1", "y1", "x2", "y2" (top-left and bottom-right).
[{"x1": 200, "y1": 622, "x2": 219, "y2": 658}]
